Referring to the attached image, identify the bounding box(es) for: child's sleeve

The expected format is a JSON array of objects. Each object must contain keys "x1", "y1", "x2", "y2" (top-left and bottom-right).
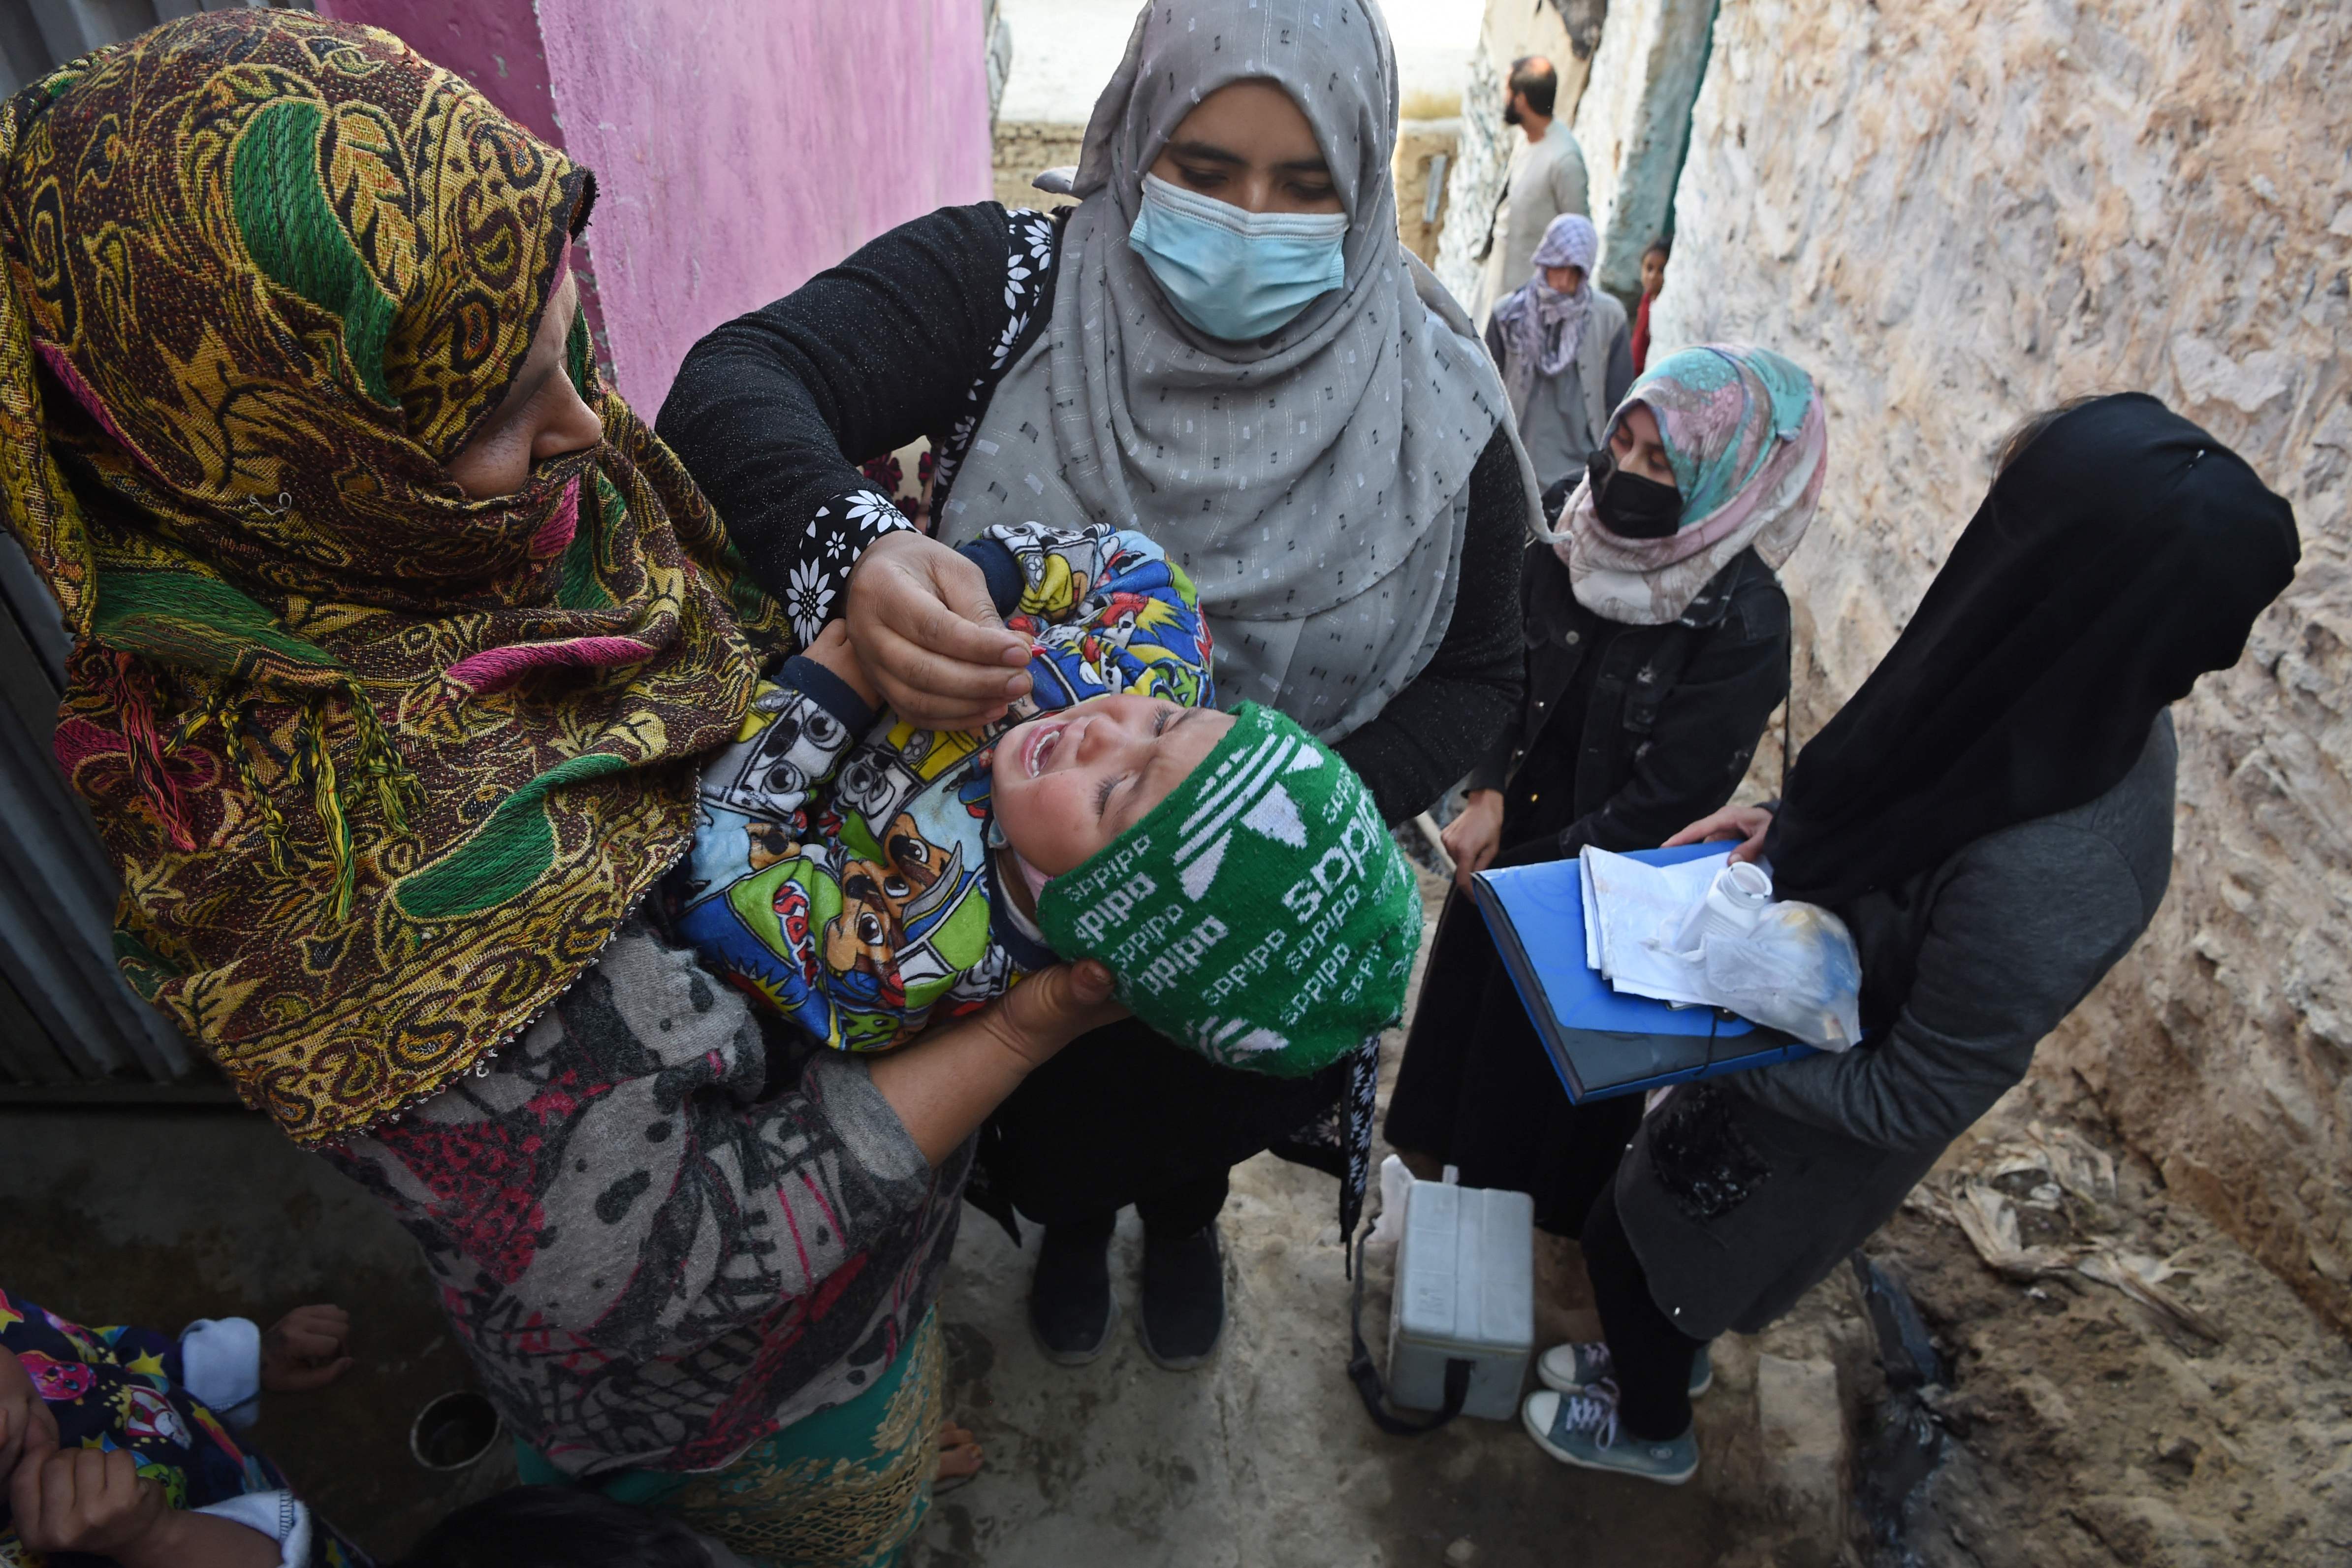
[
  {"x1": 177, "y1": 1316, "x2": 262, "y2": 1431},
  {"x1": 696, "y1": 654, "x2": 879, "y2": 831},
  {"x1": 1017, "y1": 527, "x2": 1217, "y2": 711},
  {"x1": 971, "y1": 522, "x2": 1123, "y2": 627},
  {"x1": 190, "y1": 1491, "x2": 311, "y2": 1568},
  {"x1": 676, "y1": 662, "x2": 961, "y2": 1054}
]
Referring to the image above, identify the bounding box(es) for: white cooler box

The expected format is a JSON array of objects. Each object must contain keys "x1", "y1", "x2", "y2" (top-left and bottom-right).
[{"x1": 1385, "y1": 1175, "x2": 1534, "y2": 1420}]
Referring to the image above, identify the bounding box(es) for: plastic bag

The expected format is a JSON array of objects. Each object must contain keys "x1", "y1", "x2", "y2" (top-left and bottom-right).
[{"x1": 1698, "y1": 898, "x2": 1864, "y2": 1051}]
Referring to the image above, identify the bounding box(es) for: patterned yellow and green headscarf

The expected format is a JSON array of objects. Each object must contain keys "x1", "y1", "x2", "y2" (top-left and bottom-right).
[{"x1": 0, "y1": 13, "x2": 788, "y2": 1143}]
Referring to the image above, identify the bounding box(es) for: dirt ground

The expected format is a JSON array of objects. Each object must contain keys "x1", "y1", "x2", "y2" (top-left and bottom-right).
[
  {"x1": 4, "y1": 871, "x2": 2349, "y2": 1565},
  {"x1": 1857, "y1": 1083, "x2": 2352, "y2": 1567}
]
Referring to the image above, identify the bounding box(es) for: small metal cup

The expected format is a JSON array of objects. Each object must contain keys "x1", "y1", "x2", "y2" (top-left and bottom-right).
[{"x1": 409, "y1": 1390, "x2": 503, "y2": 1471}]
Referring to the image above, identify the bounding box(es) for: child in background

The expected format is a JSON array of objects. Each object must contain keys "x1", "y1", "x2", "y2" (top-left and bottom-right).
[
  {"x1": 0, "y1": 1286, "x2": 359, "y2": 1567},
  {"x1": 1632, "y1": 237, "x2": 1670, "y2": 374},
  {"x1": 669, "y1": 522, "x2": 1421, "y2": 1082}
]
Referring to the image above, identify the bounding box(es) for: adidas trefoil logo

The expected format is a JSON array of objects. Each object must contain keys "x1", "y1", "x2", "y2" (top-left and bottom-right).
[{"x1": 1174, "y1": 733, "x2": 1326, "y2": 901}]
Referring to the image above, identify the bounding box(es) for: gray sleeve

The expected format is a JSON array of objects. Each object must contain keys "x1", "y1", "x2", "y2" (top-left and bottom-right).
[
  {"x1": 325, "y1": 923, "x2": 945, "y2": 1360},
  {"x1": 1554, "y1": 136, "x2": 1589, "y2": 218},
  {"x1": 1732, "y1": 826, "x2": 2154, "y2": 1151},
  {"x1": 799, "y1": 1054, "x2": 932, "y2": 1193}
]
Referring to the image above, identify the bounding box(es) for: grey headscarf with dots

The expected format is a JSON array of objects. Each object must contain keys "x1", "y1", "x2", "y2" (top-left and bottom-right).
[{"x1": 938, "y1": 0, "x2": 1538, "y2": 743}]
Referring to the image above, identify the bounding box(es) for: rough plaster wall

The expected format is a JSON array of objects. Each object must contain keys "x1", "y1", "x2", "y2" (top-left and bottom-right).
[
  {"x1": 1433, "y1": 0, "x2": 1589, "y2": 307},
  {"x1": 537, "y1": 0, "x2": 992, "y2": 412},
  {"x1": 1655, "y1": 0, "x2": 2352, "y2": 1329},
  {"x1": 1569, "y1": 0, "x2": 1714, "y2": 298}
]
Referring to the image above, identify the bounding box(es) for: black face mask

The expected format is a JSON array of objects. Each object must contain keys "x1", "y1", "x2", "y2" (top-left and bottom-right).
[{"x1": 1586, "y1": 448, "x2": 1684, "y2": 540}]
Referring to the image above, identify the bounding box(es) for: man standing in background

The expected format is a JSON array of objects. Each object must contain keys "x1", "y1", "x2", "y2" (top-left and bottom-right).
[{"x1": 1472, "y1": 56, "x2": 1590, "y2": 326}]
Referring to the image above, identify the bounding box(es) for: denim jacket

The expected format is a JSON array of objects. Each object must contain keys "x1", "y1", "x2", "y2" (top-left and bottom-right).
[{"x1": 1469, "y1": 543, "x2": 1791, "y2": 857}]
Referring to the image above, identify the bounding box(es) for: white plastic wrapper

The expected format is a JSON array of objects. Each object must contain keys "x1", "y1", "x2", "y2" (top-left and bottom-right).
[
  {"x1": 1368, "y1": 1153, "x2": 1414, "y2": 1243},
  {"x1": 1698, "y1": 899, "x2": 1865, "y2": 1051}
]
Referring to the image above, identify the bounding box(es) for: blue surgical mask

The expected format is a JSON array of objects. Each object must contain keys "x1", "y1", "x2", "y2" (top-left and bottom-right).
[{"x1": 1128, "y1": 173, "x2": 1348, "y2": 342}]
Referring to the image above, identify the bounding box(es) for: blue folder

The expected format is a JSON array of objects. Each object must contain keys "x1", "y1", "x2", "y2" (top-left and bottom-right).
[{"x1": 1469, "y1": 842, "x2": 1817, "y2": 1102}]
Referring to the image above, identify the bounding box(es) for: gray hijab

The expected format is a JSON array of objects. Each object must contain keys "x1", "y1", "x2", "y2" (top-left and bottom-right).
[{"x1": 938, "y1": 0, "x2": 1538, "y2": 743}]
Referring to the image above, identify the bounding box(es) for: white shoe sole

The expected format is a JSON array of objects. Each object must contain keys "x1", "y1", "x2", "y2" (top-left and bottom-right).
[
  {"x1": 1536, "y1": 1354, "x2": 1712, "y2": 1399},
  {"x1": 1520, "y1": 1395, "x2": 1697, "y2": 1486},
  {"x1": 1136, "y1": 1312, "x2": 1221, "y2": 1372}
]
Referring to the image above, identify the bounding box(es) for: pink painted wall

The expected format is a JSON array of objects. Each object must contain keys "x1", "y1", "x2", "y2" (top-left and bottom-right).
[
  {"x1": 537, "y1": 0, "x2": 991, "y2": 412},
  {"x1": 315, "y1": 0, "x2": 993, "y2": 413},
  {"x1": 314, "y1": 0, "x2": 563, "y2": 141}
]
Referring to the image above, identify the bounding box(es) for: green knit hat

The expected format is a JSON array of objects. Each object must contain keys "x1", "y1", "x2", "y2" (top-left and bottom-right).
[{"x1": 1036, "y1": 703, "x2": 1423, "y2": 1078}]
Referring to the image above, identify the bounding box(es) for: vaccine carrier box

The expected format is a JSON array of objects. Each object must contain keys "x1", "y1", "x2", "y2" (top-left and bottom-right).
[{"x1": 1385, "y1": 1176, "x2": 1535, "y2": 1420}]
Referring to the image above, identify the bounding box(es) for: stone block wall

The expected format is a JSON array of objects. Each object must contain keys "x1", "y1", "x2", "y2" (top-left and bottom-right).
[
  {"x1": 1655, "y1": 0, "x2": 2352, "y2": 1327},
  {"x1": 992, "y1": 121, "x2": 1083, "y2": 213}
]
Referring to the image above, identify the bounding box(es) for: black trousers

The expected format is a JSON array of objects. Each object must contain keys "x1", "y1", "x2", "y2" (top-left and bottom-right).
[
  {"x1": 1048, "y1": 1171, "x2": 1231, "y2": 1243},
  {"x1": 989, "y1": 1018, "x2": 1346, "y2": 1242},
  {"x1": 1582, "y1": 1178, "x2": 1709, "y2": 1440},
  {"x1": 1386, "y1": 883, "x2": 1644, "y2": 1235}
]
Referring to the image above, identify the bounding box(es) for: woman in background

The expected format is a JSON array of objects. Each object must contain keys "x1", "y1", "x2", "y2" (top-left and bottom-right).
[{"x1": 1487, "y1": 213, "x2": 1635, "y2": 509}]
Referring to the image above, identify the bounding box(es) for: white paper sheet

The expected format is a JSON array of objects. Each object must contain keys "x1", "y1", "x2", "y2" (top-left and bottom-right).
[
  {"x1": 1579, "y1": 847, "x2": 1729, "y2": 1006},
  {"x1": 1580, "y1": 851, "x2": 1603, "y2": 971}
]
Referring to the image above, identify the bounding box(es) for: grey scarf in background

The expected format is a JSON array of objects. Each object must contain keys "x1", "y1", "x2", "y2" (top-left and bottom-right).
[{"x1": 939, "y1": 0, "x2": 1537, "y2": 743}]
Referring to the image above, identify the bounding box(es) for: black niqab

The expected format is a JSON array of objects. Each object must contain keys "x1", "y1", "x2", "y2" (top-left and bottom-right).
[{"x1": 1766, "y1": 393, "x2": 2299, "y2": 907}]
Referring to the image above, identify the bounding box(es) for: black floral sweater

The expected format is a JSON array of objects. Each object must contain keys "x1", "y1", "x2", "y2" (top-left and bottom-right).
[{"x1": 656, "y1": 202, "x2": 1525, "y2": 827}]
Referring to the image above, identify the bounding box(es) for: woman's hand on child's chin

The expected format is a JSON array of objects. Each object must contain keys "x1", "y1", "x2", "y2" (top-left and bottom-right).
[
  {"x1": 845, "y1": 530, "x2": 1031, "y2": 730},
  {"x1": 980, "y1": 961, "x2": 1128, "y2": 1071}
]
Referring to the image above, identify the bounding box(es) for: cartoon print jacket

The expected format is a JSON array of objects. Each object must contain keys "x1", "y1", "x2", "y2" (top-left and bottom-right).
[
  {"x1": 0, "y1": 1287, "x2": 365, "y2": 1567},
  {"x1": 667, "y1": 523, "x2": 1214, "y2": 1052}
]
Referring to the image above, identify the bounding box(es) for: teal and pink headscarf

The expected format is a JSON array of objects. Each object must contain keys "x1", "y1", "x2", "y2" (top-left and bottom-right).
[{"x1": 1559, "y1": 345, "x2": 1829, "y2": 624}]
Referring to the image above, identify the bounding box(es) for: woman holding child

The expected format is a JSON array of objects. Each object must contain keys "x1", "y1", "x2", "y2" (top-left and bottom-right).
[
  {"x1": 0, "y1": 12, "x2": 1125, "y2": 1563},
  {"x1": 660, "y1": 0, "x2": 1539, "y2": 1370}
]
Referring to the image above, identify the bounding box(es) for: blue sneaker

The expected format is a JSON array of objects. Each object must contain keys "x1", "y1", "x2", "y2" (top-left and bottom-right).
[
  {"x1": 1536, "y1": 1340, "x2": 1712, "y2": 1399},
  {"x1": 1522, "y1": 1385, "x2": 1699, "y2": 1486}
]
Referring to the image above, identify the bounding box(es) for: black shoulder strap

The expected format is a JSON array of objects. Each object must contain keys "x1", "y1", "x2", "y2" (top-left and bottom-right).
[{"x1": 1346, "y1": 1229, "x2": 1473, "y2": 1436}]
